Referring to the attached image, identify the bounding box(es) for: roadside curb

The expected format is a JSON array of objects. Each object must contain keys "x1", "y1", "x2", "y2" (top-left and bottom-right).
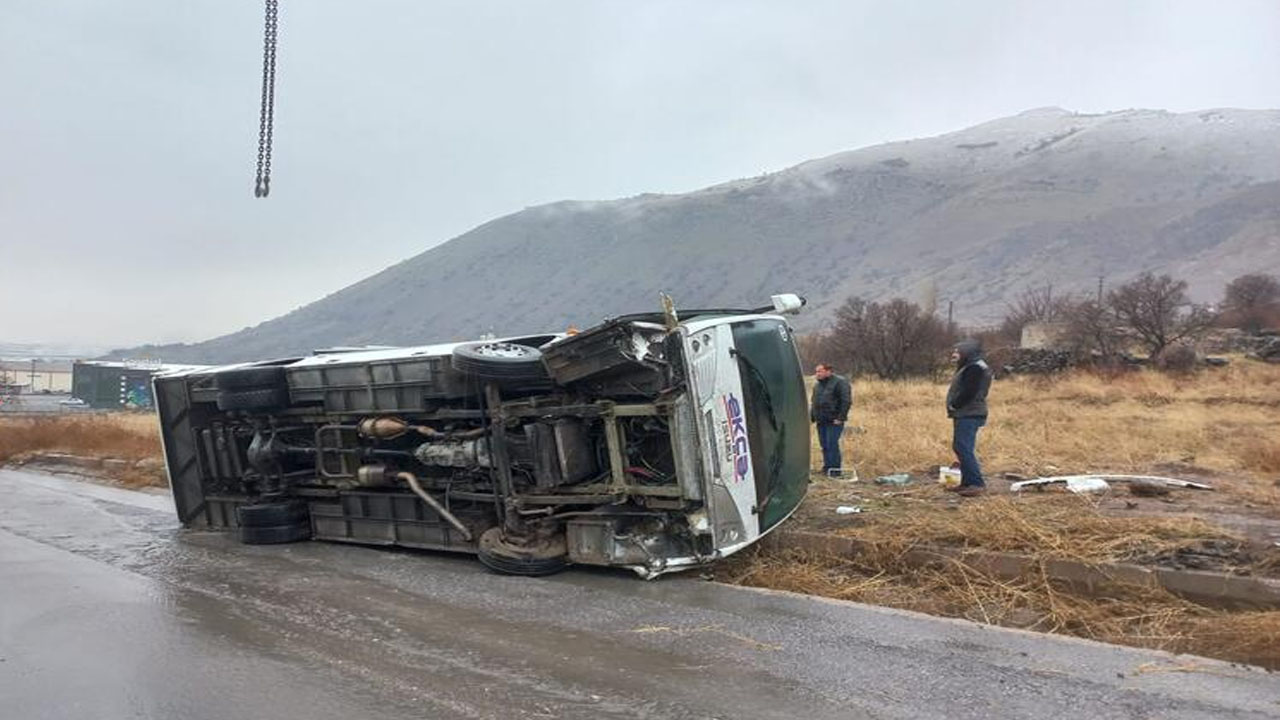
[
  {"x1": 18, "y1": 452, "x2": 105, "y2": 470},
  {"x1": 765, "y1": 530, "x2": 1280, "y2": 610},
  {"x1": 7, "y1": 452, "x2": 163, "y2": 478}
]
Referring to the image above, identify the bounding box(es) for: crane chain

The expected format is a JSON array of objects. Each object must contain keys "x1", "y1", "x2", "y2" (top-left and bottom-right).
[{"x1": 254, "y1": 0, "x2": 279, "y2": 198}]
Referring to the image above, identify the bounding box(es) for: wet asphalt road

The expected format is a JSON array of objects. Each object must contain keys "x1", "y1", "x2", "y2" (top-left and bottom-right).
[{"x1": 1, "y1": 468, "x2": 1277, "y2": 720}]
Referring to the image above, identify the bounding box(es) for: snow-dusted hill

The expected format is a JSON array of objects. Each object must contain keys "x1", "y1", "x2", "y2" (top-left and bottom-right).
[{"x1": 117, "y1": 107, "x2": 1280, "y2": 363}]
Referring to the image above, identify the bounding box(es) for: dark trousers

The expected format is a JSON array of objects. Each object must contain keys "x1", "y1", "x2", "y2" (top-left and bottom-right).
[
  {"x1": 816, "y1": 422, "x2": 845, "y2": 472},
  {"x1": 952, "y1": 416, "x2": 986, "y2": 487}
]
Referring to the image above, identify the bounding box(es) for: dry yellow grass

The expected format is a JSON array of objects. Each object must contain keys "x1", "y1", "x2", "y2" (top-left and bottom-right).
[
  {"x1": 833, "y1": 490, "x2": 1241, "y2": 565},
  {"x1": 834, "y1": 360, "x2": 1280, "y2": 505},
  {"x1": 725, "y1": 361, "x2": 1280, "y2": 669},
  {"x1": 0, "y1": 413, "x2": 165, "y2": 486}
]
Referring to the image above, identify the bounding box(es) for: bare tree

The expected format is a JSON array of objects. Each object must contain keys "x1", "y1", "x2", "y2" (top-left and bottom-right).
[
  {"x1": 824, "y1": 296, "x2": 953, "y2": 379},
  {"x1": 1221, "y1": 273, "x2": 1280, "y2": 335},
  {"x1": 1108, "y1": 273, "x2": 1215, "y2": 356},
  {"x1": 794, "y1": 331, "x2": 827, "y2": 370},
  {"x1": 820, "y1": 298, "x2": 867, "y2": 375},
  {"x1": 999, "y1": 285, "x2": 1073, "y2": 344},
  {"x1": 1058, "y1": 299, "x2": 1125, "y2": 359}
]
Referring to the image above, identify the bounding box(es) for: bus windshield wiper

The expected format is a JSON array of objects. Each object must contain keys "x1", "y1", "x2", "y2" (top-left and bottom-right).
[
  {"x1": 756, "y1": 433, "x2": 786, "y2": 515},
  {"x1": 729, "y1": 348, "x2": 778, "y2": 431}
]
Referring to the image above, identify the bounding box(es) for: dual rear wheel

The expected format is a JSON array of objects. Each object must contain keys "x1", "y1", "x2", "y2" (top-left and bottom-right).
[{"x1": 236, "y1": 500, "x2": 311, "y2": 545}]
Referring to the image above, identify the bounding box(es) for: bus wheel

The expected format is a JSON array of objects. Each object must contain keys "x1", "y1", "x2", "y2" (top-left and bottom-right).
[{"x1": 476, "y1": 527, "x2": 567, "y2": 576}]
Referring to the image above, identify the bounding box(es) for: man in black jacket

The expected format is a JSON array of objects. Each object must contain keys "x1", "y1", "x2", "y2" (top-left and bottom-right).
[
  {"x1": 810, "y1": 363, "x2": 852, "y2": 474},
  {"x1": 946, "y1": 339, "x2": 994, "y2": 497}
]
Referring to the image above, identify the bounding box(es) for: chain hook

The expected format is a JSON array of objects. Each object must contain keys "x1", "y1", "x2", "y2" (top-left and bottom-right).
[{"x1": 253, "y1": 0, "x2": 279, "y2": 198}]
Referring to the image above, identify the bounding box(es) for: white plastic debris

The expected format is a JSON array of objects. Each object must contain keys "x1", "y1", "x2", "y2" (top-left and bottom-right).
[
  {"x1": 1010, "y1": 474, "x2": 1213, "y2": 493},
  {"x1": 1065, "y1": 477, "x2": 1110, "y2": 494},
  {"x1": 835, "y1": 505, "x2": 863, "y2": 515}
]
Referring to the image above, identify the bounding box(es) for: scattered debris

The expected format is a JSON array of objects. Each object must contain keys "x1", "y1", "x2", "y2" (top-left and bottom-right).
[
  {"x1": 1203, "y1": 356, "x2": 1230, "y2": 367},
  {"x1": 835, "y1": 506, "x2": 863, "y2": 515},
  {"x1": 874, "y1": 473, "x2": 914, "y2": 486},
  {"x1": 1010, "y1": 476, "x2": 1080, "y2": 492},
  {"x1": 1011, "y1": 474, "x2": 1214, "y2": 493}
]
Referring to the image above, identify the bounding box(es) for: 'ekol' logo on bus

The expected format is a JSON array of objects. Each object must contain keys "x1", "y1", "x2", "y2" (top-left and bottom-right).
[{"x1": 723, "y1": 394, "x2": 750, "y2": 482}]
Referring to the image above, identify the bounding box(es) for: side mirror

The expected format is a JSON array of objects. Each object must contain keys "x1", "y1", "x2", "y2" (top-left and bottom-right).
[{"x1": 770, "y1": 293, "x2": 806, "y2": 315}]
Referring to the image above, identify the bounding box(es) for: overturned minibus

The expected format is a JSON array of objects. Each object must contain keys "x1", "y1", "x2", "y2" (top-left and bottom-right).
[{"x1": 154, "y1": 295, "x2": 810, "y2": 578}]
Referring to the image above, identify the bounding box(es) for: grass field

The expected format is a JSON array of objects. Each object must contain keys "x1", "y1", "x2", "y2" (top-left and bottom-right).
[
  {"x1": 835, "y1": 359, "x2": 1280, "y2": 494},
  {"x1": 722, "y1": 359, "x2": 1280, "y2": 668}
]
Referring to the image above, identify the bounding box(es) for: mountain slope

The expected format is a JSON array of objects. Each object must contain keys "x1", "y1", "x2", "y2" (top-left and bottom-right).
[{"x1": 122, "y1": 107, "x2": 1280, "y2": 363}]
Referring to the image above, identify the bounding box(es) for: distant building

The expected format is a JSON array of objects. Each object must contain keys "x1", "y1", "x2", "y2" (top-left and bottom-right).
[
  {"x1": 1020, "y1": 322, "x2": 1069, "y2": 350},
  {"x1": 71, "y1": 360, "x2": 208, "y2": 409},
  {"x1": 0, "y1": 360, "x2": 73, "y2": 393}
]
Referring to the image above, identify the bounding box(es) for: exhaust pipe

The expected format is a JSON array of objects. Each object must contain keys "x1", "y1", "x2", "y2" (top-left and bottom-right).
[{"x1": 397, "y1": 472, "x2": 474, "y2": 542}]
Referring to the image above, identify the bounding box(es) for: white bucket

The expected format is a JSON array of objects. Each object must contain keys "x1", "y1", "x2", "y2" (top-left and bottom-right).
[{"x1": 938, "y1": 466, "x2": 962, "y2": 488}]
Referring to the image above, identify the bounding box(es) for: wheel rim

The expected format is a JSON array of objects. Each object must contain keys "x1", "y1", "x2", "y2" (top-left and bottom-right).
[{"x1": 474, "y1": 342, "x2": 535, "y2": 359}]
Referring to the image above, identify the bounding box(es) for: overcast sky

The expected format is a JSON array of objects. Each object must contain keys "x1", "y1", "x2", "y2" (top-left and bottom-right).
[{"x1": 2, "y1": 0, "x2": 1278, "y2": 349}]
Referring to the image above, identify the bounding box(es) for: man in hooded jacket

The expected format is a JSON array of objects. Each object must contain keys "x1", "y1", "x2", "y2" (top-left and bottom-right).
[{"x1": 946, "y1": 339, "x2": 994, "y2": 497}]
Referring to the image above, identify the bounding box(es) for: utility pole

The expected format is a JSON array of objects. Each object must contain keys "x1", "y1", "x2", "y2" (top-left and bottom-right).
[
  {"x1": 947, "y1": 300, "x2": 954, "y2": 330},
  {"x1": 1097, "y1": 275, "x2": 1104, "y2": 305},
  {"x1": 29, "y1": 359, "x2": 36, "y2": 393}
]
